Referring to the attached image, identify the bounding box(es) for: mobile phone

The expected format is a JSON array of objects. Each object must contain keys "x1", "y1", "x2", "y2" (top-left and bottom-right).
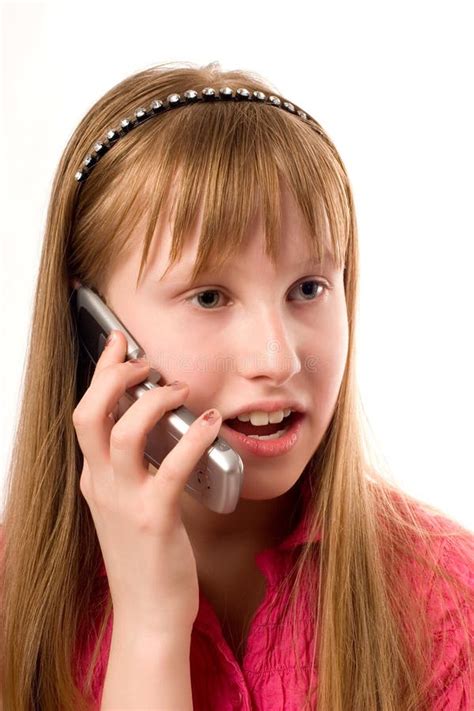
[{"x1": 70, "y1": 280, "x2": 244, "y2": 514}]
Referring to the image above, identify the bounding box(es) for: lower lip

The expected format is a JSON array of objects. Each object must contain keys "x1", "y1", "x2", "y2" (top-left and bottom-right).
[{"x1": 220, "y1": 412, "x2": 306, "y2": 458}]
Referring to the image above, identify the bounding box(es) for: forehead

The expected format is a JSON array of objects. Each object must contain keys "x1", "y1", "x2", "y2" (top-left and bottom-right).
[
  {"x1": 139, "y1": 180, "x2": 335, "y2": 283},
  {"x1": 161, "y1": 255, "x2": 336, "y2": 290}
]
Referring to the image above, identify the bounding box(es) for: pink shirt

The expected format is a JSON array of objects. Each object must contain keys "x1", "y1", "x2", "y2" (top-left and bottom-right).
[{"x1": 76, "y1": 480, "x2": 474, "y2": 710}]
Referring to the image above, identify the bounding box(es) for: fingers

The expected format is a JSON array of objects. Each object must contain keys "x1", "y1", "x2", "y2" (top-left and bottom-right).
[
  {"x1": 72, "y1": 326, "x2": 223, "y2": 521},
  {"x1": 90, "y1": 329, "x2": 130, "y2": 384},
  {"x1": 109, "y1": 383, "x2": 192, "y2": 487},
  {"x1": 73, "y1": 330, "x2": 150, "y2": 472},
  {"x1": 148, "y1": 406, "x2": 222, "y2": 520}
]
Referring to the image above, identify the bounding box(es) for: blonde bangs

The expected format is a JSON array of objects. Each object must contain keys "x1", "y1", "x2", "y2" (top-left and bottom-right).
[
  {"x1": 78, "y1": 96, "x2": 351, "y2": 292},
  {"x1": 136, "y1": 100, "x2": 350, "y2": 287}
]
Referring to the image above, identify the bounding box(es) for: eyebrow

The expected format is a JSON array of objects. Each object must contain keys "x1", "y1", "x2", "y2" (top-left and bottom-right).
[{"x1": 171, "y1": 255, "x2": 332, "y2": 281}]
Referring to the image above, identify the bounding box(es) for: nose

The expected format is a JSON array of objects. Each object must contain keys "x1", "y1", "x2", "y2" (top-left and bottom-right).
[{"x1": 235, "y1": 306, "x2": 301, "y2": 386}]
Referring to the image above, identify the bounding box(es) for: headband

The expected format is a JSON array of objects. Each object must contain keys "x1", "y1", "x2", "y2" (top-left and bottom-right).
[{"x1": 74, "y1": 86, "x2": 323, "y2": 184}]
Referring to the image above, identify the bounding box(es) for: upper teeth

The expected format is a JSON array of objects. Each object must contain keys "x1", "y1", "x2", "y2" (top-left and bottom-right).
[{"x1": 236, "y1": 408, "x2": 292, "y2": 425}]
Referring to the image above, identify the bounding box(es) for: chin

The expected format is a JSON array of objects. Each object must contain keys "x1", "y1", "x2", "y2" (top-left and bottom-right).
[{"x1": 237, "y1": 470, "x2": 302, "y2": 501}]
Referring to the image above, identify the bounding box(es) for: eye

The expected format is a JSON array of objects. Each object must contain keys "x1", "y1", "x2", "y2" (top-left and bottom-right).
[
  {"x1": 289, "y1": 279, "x2": 328, "y2": 302},
  {"x1": 186, "y1": 289, "x2": 226, "y2": 310},
  {"x1": 185, "y1": 279, "x2": 329, "y2": 311}
]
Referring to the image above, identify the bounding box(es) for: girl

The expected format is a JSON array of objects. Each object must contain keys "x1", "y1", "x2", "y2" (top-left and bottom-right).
[{"x1": 1, "y1": 60, "x2": 473, "y2": 710}]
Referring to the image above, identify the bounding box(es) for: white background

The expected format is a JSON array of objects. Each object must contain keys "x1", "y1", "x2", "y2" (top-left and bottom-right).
[{"x1": 1, "y1": 1, "x2": 473, "y2": 530}]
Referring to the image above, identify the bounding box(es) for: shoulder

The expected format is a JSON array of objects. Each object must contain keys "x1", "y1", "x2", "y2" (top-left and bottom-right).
[
  {"x1": 384, "y1": 489, "x2": 474, "y2": 709},
  {"x1": 424, "y1": 512, "x2": 474, "y2": 603},
  {"x1": 422, "y1": 515, "x2": 474, "y2": 709}
]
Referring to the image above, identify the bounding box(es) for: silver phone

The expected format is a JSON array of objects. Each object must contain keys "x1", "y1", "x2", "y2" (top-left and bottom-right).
[{"x1": 71, "y1": 281, "x2": 244, "y2": 514}]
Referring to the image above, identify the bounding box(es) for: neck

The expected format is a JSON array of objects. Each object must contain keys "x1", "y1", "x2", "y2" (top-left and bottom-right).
[{"x1": 179, "y1": 478, "x2": 303, "y2": 552}]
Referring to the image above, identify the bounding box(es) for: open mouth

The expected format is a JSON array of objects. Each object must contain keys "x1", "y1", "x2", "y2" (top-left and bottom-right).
[{"x1": 224, "y1": 411, "x2": 300, "y2": 440}]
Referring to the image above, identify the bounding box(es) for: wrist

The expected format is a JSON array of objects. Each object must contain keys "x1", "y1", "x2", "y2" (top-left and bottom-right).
[{"x1": 111, "y1": 615, "x2": 193, "y2": 649}]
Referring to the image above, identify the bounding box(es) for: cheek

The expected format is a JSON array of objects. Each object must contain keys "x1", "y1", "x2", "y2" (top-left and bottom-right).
[
  {"x1": 137, "y1": 315, "x2": 219, "y2": 382},
  {"x1": 306, "y1": 317, "x2": 349, "y2": 407},
  {"x1": 106, "y1": 290, "x2": 215, "y2": 380}
]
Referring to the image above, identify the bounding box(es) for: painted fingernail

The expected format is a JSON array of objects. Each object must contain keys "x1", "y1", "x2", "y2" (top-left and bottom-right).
[
  {"x1": 200, "y1": 409, "x2": 221, "y2": 426},
  {"x1": 166, "y1": 380, "x2": 188, "y2": 389},
  {"x1": 129, "y1": 358, "x2": 149, "y2": 367},
  {"x1": 104, "y1": 331, "x2": 117, "y2": 348}
]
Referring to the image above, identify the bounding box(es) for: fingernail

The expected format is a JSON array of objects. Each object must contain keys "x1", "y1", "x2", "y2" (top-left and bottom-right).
[
  {"x1": 129, "y1": 358, "x2": 149, "y2": 367},
  {"x1": 104, "y1": 331, "x2": 117, "y2": 348},
  {"x1": 200, "y1": 409, "x2": 221, "y2": 426},
  {"x1": 166, "y1": 380, "x2": 188, "y2": 389}
]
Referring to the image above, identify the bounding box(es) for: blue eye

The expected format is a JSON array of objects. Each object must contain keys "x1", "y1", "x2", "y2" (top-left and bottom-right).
[
  {"x1": 186, "y1": 280, "x2": 328, "y2": 311},
  {"x1": 188, "y1": 290, "x2": 224, "y2": 309},
  {"x1": 289, "y1": 280, "x2": 328, "y2": 301}
]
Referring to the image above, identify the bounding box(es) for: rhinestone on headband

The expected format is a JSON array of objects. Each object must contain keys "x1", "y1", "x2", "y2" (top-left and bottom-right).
[{"x1": 74, "y1": 86, "x2": 322, "y2": 183}]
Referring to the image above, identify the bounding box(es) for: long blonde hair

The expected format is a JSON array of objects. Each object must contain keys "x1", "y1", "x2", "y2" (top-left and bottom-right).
[{"x1": 1, "y1": 60, "x2": 473, "y2": 710}]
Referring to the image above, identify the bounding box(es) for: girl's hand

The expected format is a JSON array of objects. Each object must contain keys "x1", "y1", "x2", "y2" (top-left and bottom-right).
[{"x1": 72, "y1": 330, "x2": 222, "y2": 636}]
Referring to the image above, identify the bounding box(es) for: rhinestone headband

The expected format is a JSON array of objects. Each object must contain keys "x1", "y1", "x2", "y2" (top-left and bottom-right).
[{"x1": 74, "y1": 86, "x2": 323, "y2": 184}]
